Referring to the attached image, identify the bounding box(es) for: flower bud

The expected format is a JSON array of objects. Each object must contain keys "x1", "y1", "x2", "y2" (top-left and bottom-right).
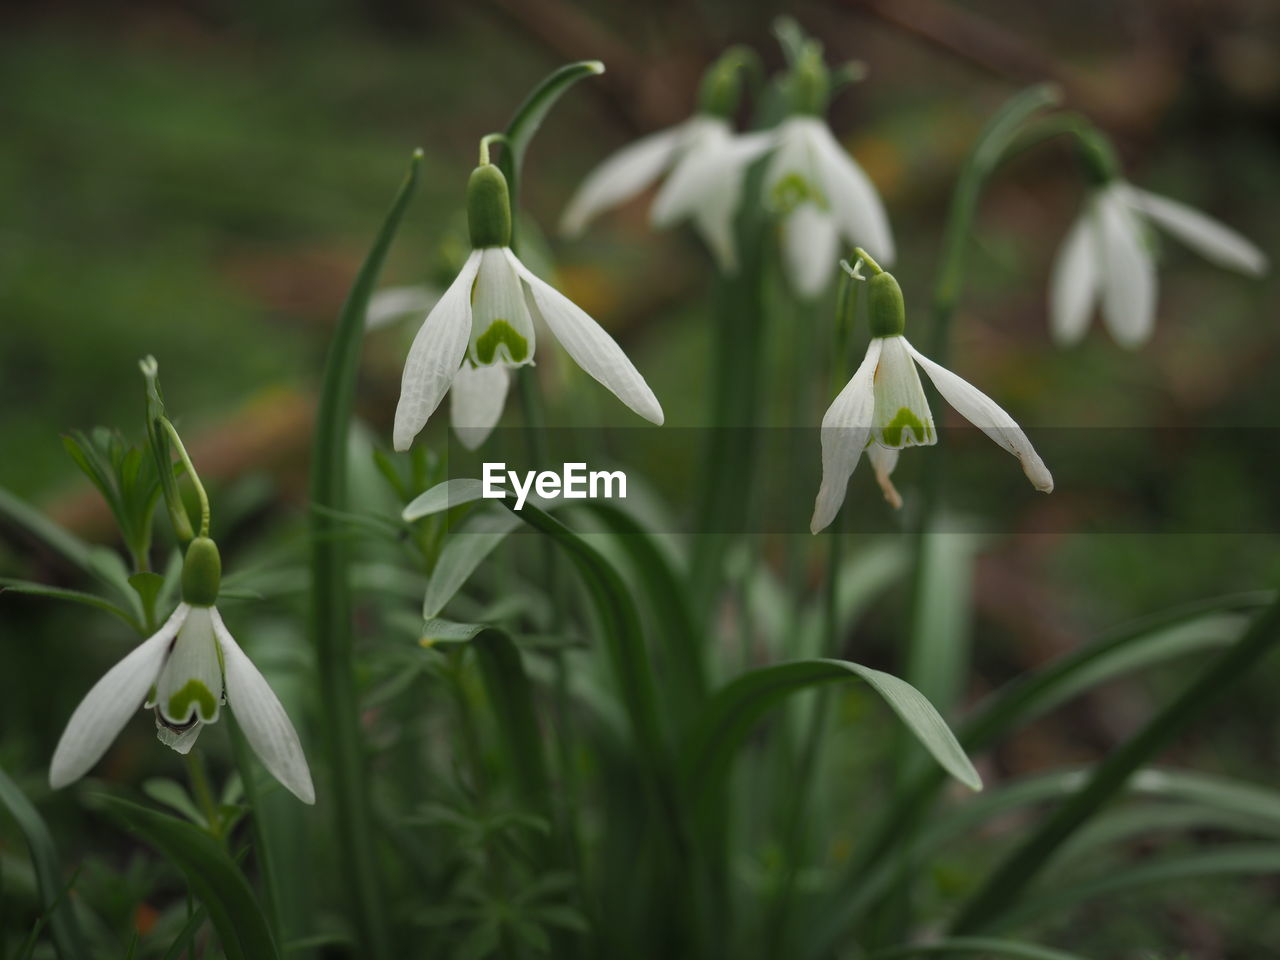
[
  {"x1": 181, "y1": 536, "x2": 222, "y2": 607},
  {"x1": 867, "y1": 272, "x2": 906, "y2": 338},
  {"x1": 698, "y1": 49, "x2": 748, "y2": 118},
  {"x1": 787, "y1": 46, "x2": 830, "y2": 116},
  {"x1": 467, "y1": 164, "x2": 512, "y2": 249}
]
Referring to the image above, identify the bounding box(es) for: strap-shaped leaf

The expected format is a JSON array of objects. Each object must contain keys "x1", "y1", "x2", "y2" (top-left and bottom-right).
[
  {"x1": 869, "y1": 937, "x2": 1087, "y2": 960},
  {"x1": 0, "y1": 765, "x2": 88, "y2": 960},
  {"x1": 500, "y1": 60, "x2": 604, "y2": 205},
  {"x1": 683, "y1": 659, "x2": 980, "y2": 827},
  {"x1": 422, "y1": 507, "x2": 523, "y2": 618}
]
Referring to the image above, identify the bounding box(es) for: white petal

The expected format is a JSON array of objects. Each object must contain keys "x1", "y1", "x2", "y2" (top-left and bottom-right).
[
  {"x1": 905, "y1": 341, "x2": 1053, "y2": 493},
  {"x1": 871, "y1": 336, "x2": 936, "y2": 449},
  {"x1": 469, "y1": 248, "x2": 535, "y2": 366},
  {"x1": 153, "y1": 605, "x2": 223, "y2": 727},
  {"x1": 49, "y1": 605, "x2": 189, "y2": 789},
  {"x1": 1095, "y1": 187, "x2": 1156, "y2": 348},
  {"x1": 1122, "y1": 185, "x2": 1268, "y2": 277},
  {"x1": 812, "y1": 339, "x2": 883, "y2": 533},
  {"x1": 155, "y1": 716, "x2": 205, "y2": 755},
  {"x1": 806, "y1": 119, "x2": 896, "y2": 266},
  {"x1": 365, "y1": 285, "x2": 440, "y2": 331},
  {"x1": 560, "y1": 124, "x2": 687, "y2": 236},
  {"x1": 393, "y1": 250, "x2": 482, "y2": 451},
  {"x1": 650, "y1": 118, "x2": 733, "y2": 227},
  {"x1": 1049, "y1": 211, "x2": 1100, "y2": 345},
  {"x1": 450, "y1": 364, "x2": 510, "y2": 450},
  {"x1": 212, "y1": 609, "x2": 315, "y2": 805},
  {"x1": 867, "y1": 445, "x2": 903, "y2": 509},
  {"x1": 782, "y1": 205, "x2": 840, "y2": 299},
  {"x1": 507, "y1": 250, "x2": 663, "y2": 425}
]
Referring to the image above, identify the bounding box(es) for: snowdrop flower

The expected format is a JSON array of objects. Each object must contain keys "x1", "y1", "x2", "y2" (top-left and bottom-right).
[
  {"x1": 395, "y1": 161, "x2": 662, "y2": 452},
  {"x1": 1050, "y1": 136, "x2": 1268, "y2": 347},
  {"x1": 812, "y1": 261, "x2": 1052, "y2": 533},
  {"x1": 49, "y1": 537, "x2": 315, "y2": 804},
  {"x1": 366, "y1": 284, "x2": 439, "y2": 331},
  {"x1": 561, "y1": 50, "x2": 769, "y2": 272},
  {"x1": 764, "y1": 45, "x2": 894, "y2": 299}
]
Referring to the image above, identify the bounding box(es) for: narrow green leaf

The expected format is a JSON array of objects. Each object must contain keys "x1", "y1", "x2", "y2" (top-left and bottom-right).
[
  {"x1": 403, "y1": 478, "x2": 486, "y2": 521},
  {"x1": 0, "y1": 578, "x2": 141, "y2": 632},
  {"x1": 422, "y1": 507, "x2": 523, "y2": 618},
  {"x1": 307, "y1": 150, "x2": 421, "y2": 960},
  {"x1": 870, "y1": 936, "x2": 1087, "y2": 960},
  {"x1": 98, "y1": 795, "x2": 279, "y2": 960},
  {"x1": 142, "y1": 778, "x2": 208, "y2": 828},
  {"x1": 0, "y1": 485, "x2": 93, "y2": 571},
  {"x1": 130, "y1": 571, "x2": 166, "y2": 630},
  {"x1": 160, "y1": 906, "x2": 209, "y2": 960},
  {"x1": 683, "y1": 659, "x2": 980, "y2": 821},
  {"x1": 0, "y1": 765, "x2": 88, "y2": 960}
]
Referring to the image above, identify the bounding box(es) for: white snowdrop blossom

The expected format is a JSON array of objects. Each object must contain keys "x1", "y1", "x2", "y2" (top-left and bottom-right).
[
  {"x1": 1050, "y1": 181, "x2": 1268, "y2": 347},
  {"x1": 812, "y1": 270, "x2": 1052, "y2": 533},
  {"x1": 49, "y1": 538, "x2": 314, "y2": 804},
  {"x1": 764, "y1": 116, "x2": 895, "y2": 299},
  {"x1": 561, "y1": 115, "x2": 773, "y2": 272},
  {"x1": 395, "y1": 163, "x2": 662, "y2": 452}
]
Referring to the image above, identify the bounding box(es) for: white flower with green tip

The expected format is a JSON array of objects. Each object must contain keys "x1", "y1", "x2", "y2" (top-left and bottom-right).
[
  {"x1": 764, "y1": 115, "x2": 894, "y2": 300},
  {"x1": 812, "y1": 266, "x2": 1052, "y2": 533},
  {"x1": 49, "y1": 537, "x2": 315, "y2": 804},
  {"x1": 395, "y1": 162, "x2": 663, "y2": 452},
  {"x1": 1050, "y1": 181, "x2": 1267, "y2": 348}
]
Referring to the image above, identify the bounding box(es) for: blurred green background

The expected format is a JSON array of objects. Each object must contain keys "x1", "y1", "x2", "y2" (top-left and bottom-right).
[{"x1": 3, "y1": 0, "x2": 1280, "y2": 956}]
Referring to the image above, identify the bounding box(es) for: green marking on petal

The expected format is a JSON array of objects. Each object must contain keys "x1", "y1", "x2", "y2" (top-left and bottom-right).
[
  {"x1": 771, "y1": 172, "x2": 826, "y2": 213},
  {"x1": 475, "y1": 320, "x2": 529, "y2": 364},
  {"x1": 167, "y1": 679, "x2": 218, "y2": 722},
  {"x1": 882, "y1": 407, "x2": 930, "y2": 447}
]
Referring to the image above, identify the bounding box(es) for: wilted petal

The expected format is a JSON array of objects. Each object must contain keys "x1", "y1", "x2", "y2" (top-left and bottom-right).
[
  {"x1": 508, "y1": 250, "x2": 663, "y2": 425},
  {"x1": 812, "y1": 338, "x2": 883, "y2": 533},
  {"x1": 560, "y1": 123, "x2": 687, "y2": 236},
  {"x1": 867, "y1": 445, "x2": 903, "y2": 510},
  {"x1": 211, "y1": 609, "x2": 315, "y2": 805},
  {"x1": 50, "y1": 605, "x2": 189, "y2": 789},
  {"x1": 450, "y1": 363, "x2": 510, "y2": 450},
  {"x1": 393, "y1": 250, "x2": 482, "y2": 451},
  {"x1": 906, "y1": 341, "x2": 1053, "y2": 493},
  {"x1": 1096, "y1": 186, "x2": 1156, "y2": 348},
  {"x1": 806, "y1": 119, "x2": 895, "y2": 266},
  {"x1": 1122, "y1": 185, "x2": 1268, "y2": 277},
  {"x1": 781, "y1": 205, "x2": 840, "y2": 299},
  {"x1": 1049, "y1": 211, "x2": 1100, "y2": 346}
]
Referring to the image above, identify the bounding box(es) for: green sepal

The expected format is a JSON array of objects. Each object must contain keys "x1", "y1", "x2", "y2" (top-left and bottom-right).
[
  {"x1": 467, "y1": 164, "x2": 512, "y2": 249},
  {"x1": 181, "y1": 536, "x2": 222, "y2": 606},
  {"x1": 868, "y1": 272, "x2": 906, "y2": 337}
]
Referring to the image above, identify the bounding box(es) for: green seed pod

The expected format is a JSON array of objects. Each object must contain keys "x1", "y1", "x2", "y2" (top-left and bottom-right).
[
  {"x1": 181, "y1": 536, "x2": 222, "y2": 607},
  {"x1": 867, "y1": 272, "x2": 906, "y2": 338},
  {"x1": 467, "y1": 164, "x2": 512, "y2": 249}
]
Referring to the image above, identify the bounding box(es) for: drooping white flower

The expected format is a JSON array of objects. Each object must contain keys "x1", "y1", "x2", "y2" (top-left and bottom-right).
[
  {"x1": 811, "y1": 270, "x2": 1051, "y2": 533},
  {"x1": 395, "y1": 163, "x2": 663, "y2": 452},
  {"x1": 764, "y1": 116, "x2": 894, "y2": 299},
  {"x1": 365, "y1": 284, "x2": 440, "y2": 331},
  {"x1": 1050, "y1": 181, "x2": 1268, "y2": 347},
  {"x1": 49, "y1": 538, "x2": 314, "y2": 804}
]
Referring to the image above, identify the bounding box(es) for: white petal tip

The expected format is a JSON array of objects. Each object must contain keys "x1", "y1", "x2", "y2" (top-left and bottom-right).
[{"x1": 1025, "y1": 459, "x2": 1054, "y2": 493}]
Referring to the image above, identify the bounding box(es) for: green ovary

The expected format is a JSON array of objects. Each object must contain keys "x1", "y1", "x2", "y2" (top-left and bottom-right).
[
  {"x1": 475, "y1": 320, "x2": 529, "y2": 364},
  {"x1": 167, "y1": 679, "x2": 218, "y2": 722},
  {"x1": 882, "y1": 407, "x2": 931, "y2": 447}
]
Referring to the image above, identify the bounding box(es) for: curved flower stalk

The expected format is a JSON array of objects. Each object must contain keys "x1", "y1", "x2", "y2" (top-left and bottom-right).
[
  {"x1": 764, "y1": 34, "x2": 894, "y2": 299},
  {"x1": 49, "y1": 537, "x2": 315, "y2": 804},
  {"x1": 395, "y1": 157, "x2": 663, "y2": 452},
  {"x1": 812, "y1": 256, "x2": 1052, "y2": 533},
  {"x1": 1050, "y1": 134, "x2": 1268, "y2": 347},
  {"x1": 560, "y1": 49, "x2": 770, "y2": 272}
]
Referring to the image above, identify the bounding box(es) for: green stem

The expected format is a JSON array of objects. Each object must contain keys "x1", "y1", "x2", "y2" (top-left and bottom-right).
[
  {"x1": 161, "y1": 419, "x2": 210, "y2": 539},
  {"x1": 184, "y1": 751, "x2": 221, "y2": 841},
  {"x1": 952, "y1": 595, "x2": 1280, "y2": 933},
  {"x1": 308, "y1": 151, "x2": 421, "y2": 960},
  {"x1": 227, "y1": 714, "x2": 283, "y2": 950}
]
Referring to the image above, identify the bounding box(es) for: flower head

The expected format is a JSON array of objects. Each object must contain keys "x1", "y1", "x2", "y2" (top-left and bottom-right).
[
  {"x1": 811, "y1": 268, "x2": 1052, "y2": 533},
  {"x1": 1050, "y1": 172, "x2": 1267, "y2": 348},
  {"x1": 560, "y1": 51, "x2": 770, "y2": 272},
  {"x1": 395, "y1": 162, "x2": 662, "y2": 451},
  {"x1": 49, "y1": 537, "x2": 315, "y2": 804}
]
